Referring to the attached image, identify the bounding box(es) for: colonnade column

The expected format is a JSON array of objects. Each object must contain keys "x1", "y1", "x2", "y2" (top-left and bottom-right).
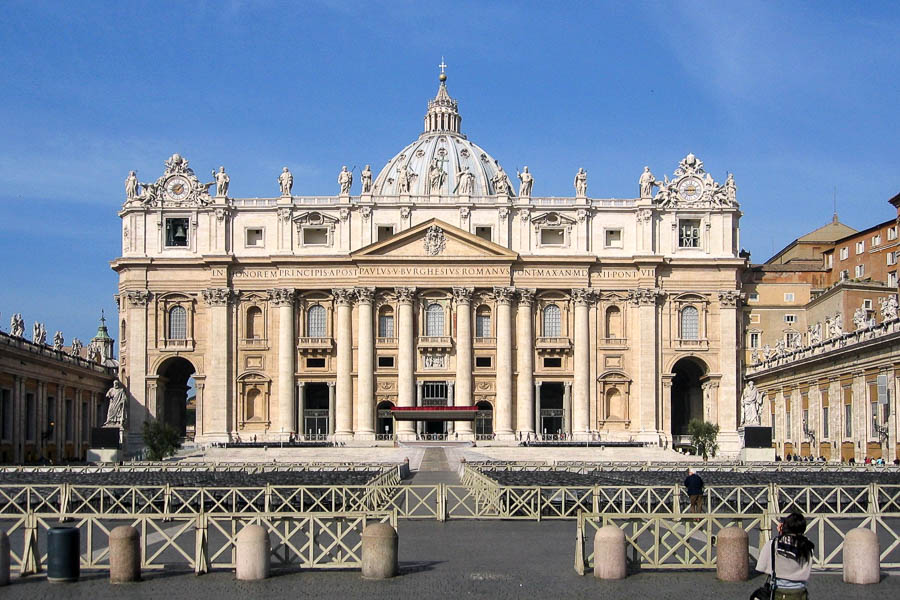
[
  {"x1": 447, "y1": 381, "x2": 455, "y2": 436},
  {"x1": 296, "y1": 381, "x2": 305, "y2": 439},
  {"x1": 717, "y1": 290, "x2": 742, "y2": 453},
  {"x1": 269, "y1": 288, "x2": 296, "y2": 440},
  {"x1": 452, "y1": 287, "x2": 474, "y2": 440},
  {"x1": 355, "y1": 288, "x2": 376, "y2": 440},
  {"x1": 563, "y1": 381, "x2": 572, "y2": 435},
  {"x1": 396, "y1": 287, "x2": 417, "y2": 440},
  {"x1": 332, "y1": 288, "x2": 355, "y2": 441},
  {"x1": 203, "y1": 288, "x2": 233, "y2": 441},
  {"x1": 125, "y1": 290, "x2": 151, "y2": 449},
  {"x1": 516, "y1": 289, "x2": 536, "y2": 437},
  {"x1": 493, "y1": 287, "x2": 515, "y2": 440},
  {"x1": 534, "y1": 381, "x2": 542, "y2": 438},
  {"x1": 572, "y1": 289, "x2": 593, "y2": 439},
  {"x1": 327, "y1": 381, "x2": 336, "y2": 437}
]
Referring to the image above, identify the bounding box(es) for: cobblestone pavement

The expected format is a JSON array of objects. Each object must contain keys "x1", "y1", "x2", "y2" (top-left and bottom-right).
[{"x1": 3, "y1": 520, "x2": 897, "y2": 599}]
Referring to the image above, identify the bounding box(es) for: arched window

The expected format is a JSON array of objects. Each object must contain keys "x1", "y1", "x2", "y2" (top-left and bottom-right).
[
  {"x1": 605, "y1": 305, "x2": 622, "y2": 339},
  {"x1": 680, "y1": 306, "x2": 699, "y2": 340},
  {"x1": 425, "y1": 303, "x2": 444, "y2": 336},
  {"x1": 307, "y1": 305, "x2": 327, "y2": 337},
  {"x1": 542, "y1": 304, "x2": 561, "y2": 337},
  {"x1": 246, "y1": 306, "x2": 263, "y2": 339},
  {"x1": 168, "y1": 306, "x2": 186, "y2": 340},
  {"x1": 378, "y1": 306, "x2": 394, "y2": 338},
  {"x1": 475, "y1": 306, "x2": 491, "y2": 338}
]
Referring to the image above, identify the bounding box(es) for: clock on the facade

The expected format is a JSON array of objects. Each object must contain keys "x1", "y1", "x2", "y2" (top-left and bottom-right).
[
  {"x1": 165, "y1": 176, "x2": 191, "y2": 201},
  {"x1": 677, "y1": 177, "x2": 703, "y2": 202}
]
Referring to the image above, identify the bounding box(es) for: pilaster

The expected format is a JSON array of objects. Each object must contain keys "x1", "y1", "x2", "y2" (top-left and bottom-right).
[{"x1": 202, "y1": 287, "x2": 234, "y2": 441}]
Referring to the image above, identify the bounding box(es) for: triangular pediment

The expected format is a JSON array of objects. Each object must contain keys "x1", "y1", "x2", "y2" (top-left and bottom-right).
[{"x1": 352, "y1": 218, "x2": 518, "y2": 260}]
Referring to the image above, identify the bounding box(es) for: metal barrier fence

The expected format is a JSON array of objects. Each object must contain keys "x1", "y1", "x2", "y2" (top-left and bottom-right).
[
  {"x1": 0, "y1": 462, "x2": 403, "y2": 474},
  {"x1": 574, "y1": 511, "x2": 900, "y2": 573},
  {"x1": 469, "y1": 460, "x2": 900, "y2": 473},
  {"x1": 0, "y1": 510, "x2": 396, "y2": 575}
]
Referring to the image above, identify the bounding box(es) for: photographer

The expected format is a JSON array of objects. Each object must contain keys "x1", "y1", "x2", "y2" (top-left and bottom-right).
[{"x1": 754, "y1": 512, "x2": 815, "y2": 599}]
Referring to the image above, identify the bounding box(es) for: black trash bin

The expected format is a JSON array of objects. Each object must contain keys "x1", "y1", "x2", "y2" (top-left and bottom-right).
[{"x1": 47, "y1": 526, "x2": 79, "y2": 582}]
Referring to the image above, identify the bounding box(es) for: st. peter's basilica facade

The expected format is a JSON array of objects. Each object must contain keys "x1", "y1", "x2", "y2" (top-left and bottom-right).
[{"x1": 113, "y1": 72, "x2": 745, "y2": 452}]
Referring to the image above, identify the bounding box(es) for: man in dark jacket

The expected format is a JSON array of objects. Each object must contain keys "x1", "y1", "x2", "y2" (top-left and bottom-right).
[{"x1": 684, "y1": 468, "x2": 704, "y2": 513}]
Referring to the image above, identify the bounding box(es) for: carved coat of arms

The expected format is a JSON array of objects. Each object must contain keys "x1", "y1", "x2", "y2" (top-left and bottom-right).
[{"x1": 423, "y1": 225, "x2": 446, "y2": 256}]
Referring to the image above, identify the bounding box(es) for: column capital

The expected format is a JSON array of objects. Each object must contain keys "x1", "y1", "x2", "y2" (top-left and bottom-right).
[
  {"x1": 717, "y1": 290, "x2": 743, "y2": 307},
  {"x1": 327, "y1": 380, "x2": 336, "y2": 389},
  {"x1": 297, "y1": 381, "x2": 306, "y2": 388},
  {"x1": 628, "y1": 287, "x2": 665, "y2": 306},
  {"x1": 492, "y1": 286, "x2": 516, "y2": 305},
  {"x1": 517, "y1": 288, "x2": 536, "y2": 305},
  {"x1": 125, "y1": 289, "x2": 152, "y2": 306},
  {"x1": 354, "y1": 287, "x2": 376, "y2": 304},
  {"x1": 451, "y1": 286, "x2": 474, "y2": 303},
  {"x1": 571, "y1": 288, "x2": 595, "y2": 306},
  {"x1": 395, "y1": 287, "x2": 417, "y2": 304},
  {"x1": 267, "y1": 287, "x2": 296, "y2": 307},
  {"x1": 331, "y1": 287, "x2": 356, "y2": 306},
  {"x1": 202, "y1": 287, "x2": 234, "y2": 306}
]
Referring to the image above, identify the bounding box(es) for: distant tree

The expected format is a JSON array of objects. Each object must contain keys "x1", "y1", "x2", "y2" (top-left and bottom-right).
[
  {"x1": 142, "y1": 420, "x2": 181, "y2": 461},
  {"x1": 688, "y1": 419, "x2": 720, "y2": 461}
]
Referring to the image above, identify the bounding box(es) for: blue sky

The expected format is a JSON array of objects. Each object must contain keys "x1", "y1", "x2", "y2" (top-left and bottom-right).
[{"x1": 1, "y1": 0, "x2": 898, "y2": 346}]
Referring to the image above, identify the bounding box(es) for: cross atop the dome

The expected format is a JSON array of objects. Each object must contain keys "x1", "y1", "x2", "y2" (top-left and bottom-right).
[{"x1": 438, "y1": 57, "x2": 447, "y2": 81}]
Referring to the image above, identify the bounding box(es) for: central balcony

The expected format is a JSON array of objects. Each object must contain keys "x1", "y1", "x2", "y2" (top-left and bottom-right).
[
  {"x1": 417, "y1": 336, "x2": 452, "y2": 350},
  {"x1": 536, "y1": 337, "x2": 572, "y2": 351},
  {"x1": 297, "y1": 337, "x2": 333, "y2": 352}
]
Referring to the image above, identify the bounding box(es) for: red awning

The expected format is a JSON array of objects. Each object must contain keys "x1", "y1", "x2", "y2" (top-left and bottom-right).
[{"x1": 391, "y1": 406, "x2": 478, "y2": 421}]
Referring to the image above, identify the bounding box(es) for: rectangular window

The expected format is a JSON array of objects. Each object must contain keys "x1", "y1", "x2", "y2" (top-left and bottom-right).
[
  {"x1": 871, "y1": 400, "x2": 879, "y2": 438},
  {"x1": 822, "y1": 406, "x2": 829, "y2": 439},
  {"x1": 377, "y1": 356, "x2": 394, "y2": 368},
  {"x1": 748, "y1": 292, "x2": 759, "y2": 302},
  {"x1": 873, "y1": 234, "x2": 881, "y2": 246},
  {"x1": 856, "y1": 241, "x2": 865, "y2": 254},
  {"x1": 678, "y1": 219, "x2": 701, "y2": 248},
  {"x1": 0, "y1": 389, "x2": 11, "y2": 441},
  {"x1": 784, "y1": 314, "x2": 796, "y2": 324},
  {"x1": 303, "y1": 227, "x2": 328, "y2": 246},
  {"x1": 540, "y1": 228, "x2": 565, "y2": 246},
  {"x1": 784, "y1": 292, "x2": 795, "y2": 302},
  {"x1": 863, "y1": 299, "x2": 873, "y2": 310},
  {"x1": 844, "y1": 397, "x2": 853, "y2": 438},
  {"x1": 785, "y1": 332, "x2": 800, "y2": 346},
  {"x1": 749, "y1": 332, "x2": 760, "y2": 348},
  {"x1": 543, "y1": 357, "x2": 562, "y2": 368},
  {"x1": 377, "y1": 225, "x2": 394, "y2": 242},
  {"x1": 750, "y1": 314, "x2": 760, "y2": 324},
  {"x1": 378, "y1": 314, "x2": 394, "y2": 338},
  {"x1": 475, "y1": 356, "x2": 492, "y2": 368},
  {"x1": 889, "y1": 271, "x2": 897, "y2": 287},
  {"x1": 306, "y1": 358, "x2": 326, "y2": 368},
  {"x1": 81, "y1": 401, "x2": 88, "y2": 443},
  {"x1": 604, "y1": 228, "x2": 623, "y2": 248},
  {"x1": 888, "y1": 252, "x2": 897, "y2": 266},
  {"x1": 422, "y1": 381, "x2": 448, "y2": 407},
  {"x1": 889, "y1": 226, "x2": 898, "y2": 241},
  {"x1": 855, "y1": 264, "x2": 865, "y2": 278},
  {"x1": 840, "y1": 247, "x2": 849, "y2": 260},
  {"x1": 785, "y1": 408, "x2": 792, "y2": 440},
  {"x1": 474, "y1": 226, "x2": 492, "y2": 241},
  {"x1": 47, "y1": 396, "x2": 56, "y2": 431},
  {"x1": 165, "y1": 218, "x2": 190, "y2": 247},
  {"x1": 65, "y1": 398, "x2": 73, "y2": 442},
  {"x1": 245, "y1": 228, "x2": 264, "y2": 247},
  {"x1": 840, "y1": 269, "x2": 849, "y2": 280},
  {"x1": 802, "y1": 408, "x2": 809, "y2": 435},
  {"x1": 25, "y1": 392, "x2": 36, "y2": 441},
  {"x1": 826, "y1": 254, "x2": 833, "y2": 268},
  {"x1": 475, "y1": 313, "x2": 491, "y2": 338}
]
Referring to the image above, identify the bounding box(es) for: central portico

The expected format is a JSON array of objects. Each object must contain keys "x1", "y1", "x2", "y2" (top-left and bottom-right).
[{"x1": 113, "y1": 70, "x2": 745, "y2": 453}]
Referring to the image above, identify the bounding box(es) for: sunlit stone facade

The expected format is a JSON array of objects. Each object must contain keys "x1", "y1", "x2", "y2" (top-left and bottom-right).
[{"x1": 113, "y1": 74, "x2": 746, "y2": 452}]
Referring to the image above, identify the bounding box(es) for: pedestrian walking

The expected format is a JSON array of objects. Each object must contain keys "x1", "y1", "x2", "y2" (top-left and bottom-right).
[{"x1": 684, "y1": 468, "x2": 704, "y2": 513}]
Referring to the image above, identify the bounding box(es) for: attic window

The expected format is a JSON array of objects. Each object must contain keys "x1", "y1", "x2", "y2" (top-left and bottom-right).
[
  {"x1": 303, "y1": 227, "x2": 328, "y2": 246},
  {"x1": 377, "y1": 225, "x2": 394, "y2": 242},
  {"x1": 475, "y1": 226, "x2": 492, "y2": 241},
  {"x1": 540, "y1": 228, "x2": 565, "y2": 246}
]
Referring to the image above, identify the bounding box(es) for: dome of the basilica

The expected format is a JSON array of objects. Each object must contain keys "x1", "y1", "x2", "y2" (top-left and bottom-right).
[{"x1": 371, "y1": 74, "x2": 514, "y2": 197}]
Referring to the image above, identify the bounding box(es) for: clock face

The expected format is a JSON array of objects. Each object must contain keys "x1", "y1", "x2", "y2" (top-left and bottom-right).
[
  {"x1": 165, "y1": 176, "x2": 190, "y2": 201},
  {"x1": 678, "y1": 177, "x2": 703, "y2": 201}
]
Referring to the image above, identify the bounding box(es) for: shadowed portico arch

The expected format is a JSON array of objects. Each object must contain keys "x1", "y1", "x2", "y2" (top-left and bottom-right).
[
  {"x1": 670, "y1": 356, "x2": 707, "y2": 445},
  {"x1": 155, "y1": 356, "x2": 197, "y2": 438}
]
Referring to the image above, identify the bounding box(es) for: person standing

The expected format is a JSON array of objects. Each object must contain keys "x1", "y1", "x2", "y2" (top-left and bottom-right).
[{"x1": 684, "y1": 468, "x2": 704, "y2": 513}]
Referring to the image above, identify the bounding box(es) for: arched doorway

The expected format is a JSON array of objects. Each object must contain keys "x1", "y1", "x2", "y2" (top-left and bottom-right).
[
  {"x1": 156, "y1": 357, "x2": 196, "y2": 439},
  {"x1": 671, "y1": 357, "x2": 706, "y2": 445},
  {"x1": 475, "y1": 401, "x2": 493, "y2": 439},
  {"x1": 376, "y1": 401, "x2": 394, "y2": 439}
]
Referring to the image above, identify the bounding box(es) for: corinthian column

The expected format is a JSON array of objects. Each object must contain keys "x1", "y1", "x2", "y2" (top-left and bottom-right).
[
  {"x1": 494, "y1": 286, "x2": 516, "y2": 440},
  {"x1": 203, "y1": 287, "x2": 233, "y2": 441},
  {"x1": 630, "y1": 287, "x2": 663, "y2": 444},
  {"x1": 572, "y1": 288, "x2": 593, "y2": 438},
  {"x1": 396, "y1": 287, "x2": 417, "y2": 440},
  {"x1": 516, "y1": 289, "x2": 536, "y2": 436},
  {"x1": 355, "y1": 287, "x2": 376, "y2": 440},
  {"x1": 269, "y1": 288, "x2": 296, "y2": 438},
  {"x1": 332, "y1": 288, "x2": 355, "y2": 441},
  {"x1": 452, "y1": 287, "x2": 474, "y2": 440}
]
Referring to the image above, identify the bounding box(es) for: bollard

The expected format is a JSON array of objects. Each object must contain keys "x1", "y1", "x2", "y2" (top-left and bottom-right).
[
  {"x1": 361, "y1": 523, "x2": 398, "y2": 579},
  {"x1": 47, "y1": 526, "x2": 80, "y2": 583},
  {"x1": 235, "y1": 524, "x2": 270, "y2": 581},
  {"x1": 593, "y1": 525, "x2": 626, "y2": 580},
  {"x1": 716, "y1": 526, "x2": 749, "y2": 581},
  {"x1": 0, "y1": 531, "x2": 9, "y2": 586},
  {"x1": 843, "y1": 527, "x2": 880, "y2": 584},
  {"x1": 109, "y1": 526, "x2": 141, "y2": 583}
]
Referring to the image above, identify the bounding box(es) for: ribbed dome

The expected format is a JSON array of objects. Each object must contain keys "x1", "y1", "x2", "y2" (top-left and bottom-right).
[{"x1": 371, "y1": 74, "x2": 514, "y2": 197}]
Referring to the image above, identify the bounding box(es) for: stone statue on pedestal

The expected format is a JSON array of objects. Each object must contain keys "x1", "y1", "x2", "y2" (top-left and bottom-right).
[
  {"x1": 880, "y1": 295, "x2": 898, "y2": 321},
  {"x1": 741, "y1": 381, "x2": 763, "y2": 426},
  {"x1": 10, "y1": 313, "x2": 24, "y2": 338},
  {"x1": 338, "y1": 165, "x2": 353, "y2": 195},
  {"x1": 853, "y1": 307, "x2": 868, "y2": 330},
  {"x1": 70, "y1": 337, "x2": 83, "y2": 357},
  {"x1": 428, "y1": 159, "x2": 446, "y2": 194},
  {"x1": 278, "y1": 167, "x2": 293, "y2": 196},
  {"x1": 492, "y1": 167, "x2": 512, "y2": 196},
  {"x1": 213, "y1": 166, "x2": 229, "y2": 197},
  {"x1": 52, "y1": 331, "x2": 64, "y2": 351},
  {"x1": 125, "y1": 171, "x2": 139, "y2": 200},
  {"x1": 517, "y1": 166, "x2": 533, "y2": 197},
  {"x1": 574, "y1": 168, "x2": 587, "y2": 197},
  {"x1": 454, "y1": 166, "x2": 474, "y2": 194},
  {"x1": 360, "y1": 165, "x2": 373, "y2": 193},
  {"x1": 639, "y1": 166, "x2": 657, "y2": 199},
  {"x1": 103, "y1": 379, "x2": 129, "y2": 429}
]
